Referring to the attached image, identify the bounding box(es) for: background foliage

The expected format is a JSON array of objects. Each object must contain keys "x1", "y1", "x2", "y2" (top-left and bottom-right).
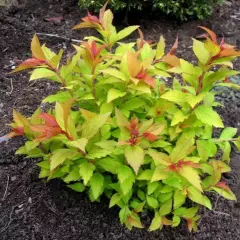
[{"x1": 78, "y1": 0, "x2": 224, "y2": 21}]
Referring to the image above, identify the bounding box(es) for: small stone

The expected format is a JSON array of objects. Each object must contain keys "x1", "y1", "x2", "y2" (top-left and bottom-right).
[
  {"x1": 11, "y1": 176, "x2": 17, "y2": 181},
  {"x1": 15, "y1": 208, "x2": 24, "y2": 214},
  {"x1": 18, "y1": 204, "x2": 24, "y2": 208}
]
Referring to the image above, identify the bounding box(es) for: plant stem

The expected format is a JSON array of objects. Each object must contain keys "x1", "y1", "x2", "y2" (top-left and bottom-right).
[
  {"x1": 46, "y1": 62, "x2": 74, "y2": 97},
  {"x1": 91, "y1": 66, "x2": 97, "y2": 101},
  {"x1": 211, "y1": 138, "x2": 240, "y2": 143}
]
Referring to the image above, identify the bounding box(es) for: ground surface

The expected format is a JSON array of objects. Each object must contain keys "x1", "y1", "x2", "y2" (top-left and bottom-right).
[{"x1": 1, "y1": 0, "x2": 240, "y2": 239}]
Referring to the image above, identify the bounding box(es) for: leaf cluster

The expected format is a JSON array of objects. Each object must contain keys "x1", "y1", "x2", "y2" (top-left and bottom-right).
[{"x1": 2, "y1": 3, "x2": 240, "y2": 232}]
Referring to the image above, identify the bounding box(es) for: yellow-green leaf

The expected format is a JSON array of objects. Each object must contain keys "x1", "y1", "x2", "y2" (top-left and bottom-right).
[
  {"x1": 149, "y1": 212, "x2": 162, "y2": 231},
  {"x1": 81, "y1": 113, "x2": 111, "y2": 139},
  {"x1": 67, "y1": 138, "x2": 88, "y2": 152},
  {"x1": 171, "y1": 110, "x2": 189, "y2": 126},
  {"x1": 50, "y1": 149, "x2": 78, "y2": 170},
  {"x1": 79, "y1": 161, "x2": 96, "y2": 185},
  {"x1": 161, "y1": 90, "x2": 187, "y2": 104},
  {"x1": 30, "y1": 68, "x2": 57, "y2": 81},
  {"x1": 90, "y1": 173, "x2": 104, "y2": 200},
  {"x1": 193, "y1": 39, "x2": 210, "y2": 65},
  {"x1": 31, "y1": 34, "x2": 46, "y2": 60},
  {"x1": 117, "y1": 26, "x2": 139, "y2": 41},
  {"x1": 159, "y1": 199, "x2": 172, "y2": 216},
  {"x1": 156, "y1": 36, "x2": 165, "y2": 59},
  {"x1": 179, "y1": 166, "x2": 202, "y2": 192},
  {"x1": 100, "y1": 68, "x2": 127, "y2": 81},
  {"x1": 151, "y1": 166, "x2": 169, "y2": 182},
  {"x1": 107, "y1": 88, "x2": 126, "y2": 103},
  {"x1": 194, "y1": 105, "x2": 224, "y2": 128},
  {"x1": 67, "y1": 183, "x2": 85, "y2": 192},
  {"x1": 187, "y1": 186, "x2": 212, "y2": 209},
  {"x1": 125, "y1": 145, "x2": 144, "y2": 174}
]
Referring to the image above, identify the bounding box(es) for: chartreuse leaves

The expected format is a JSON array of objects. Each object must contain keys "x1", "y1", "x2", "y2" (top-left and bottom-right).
[
  {"x1": 50, "y1": 149, "x2": 79, "y2": 170},
  {"x1": 4, "y1": 3, "x2": 240, "y2": 232},
  {"x1": 90, "y1": 173, "x2": 104, "y2": 200},
  {"x1": 194, "y1": 105, "x2": 224, "y2": 128},
  {"x1": 107, "y1": 88, "x2": 126, "y2": 103},
  {"x1": 125, "y1": 145, "x2": 144, "y2": 174},
  {"x1": 79, "y1": 160, "x2": 96, "y2": 185},
  {"x1": 117, "y1": 26, "x2": 139, "y2": 41},
  {"x1": 67, "y1": 183, "x2": 85, "y2": 192},
  {"x1": 81, "y1": 113, "x2": 111, "y2": 139},
  {"x1": 193, "y1": 39, "x2": 210, "y2": 65}
]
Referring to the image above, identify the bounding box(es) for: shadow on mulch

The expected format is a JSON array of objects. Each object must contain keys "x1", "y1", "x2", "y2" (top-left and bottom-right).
[{"x1": 0, "y1": 0, "x2": 240, "y2": 239}]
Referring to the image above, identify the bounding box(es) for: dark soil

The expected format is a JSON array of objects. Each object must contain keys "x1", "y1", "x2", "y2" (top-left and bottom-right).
[{"x1": 1, "y1": 0, "x2": 240, "y2": 239}]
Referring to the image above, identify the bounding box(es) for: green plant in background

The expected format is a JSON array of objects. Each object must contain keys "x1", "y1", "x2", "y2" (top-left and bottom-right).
[
  {"x1": 153, "y1": 0, "x2": 224, "y2": 20},
  {"x1": 1, "y1": 3, "x2": 240, "y2": 231},
  {"x1": 78, "y1": 0, "x2": 224, "y2": 21}
]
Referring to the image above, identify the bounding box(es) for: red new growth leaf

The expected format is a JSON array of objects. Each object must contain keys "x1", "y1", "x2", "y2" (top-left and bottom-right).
[
  {"x1": 216, "y1": 182, "x2": 231, "y2": 191},
  {"x1": 223, "y1": 77, "x2": 230, "y2": 83},
  {"x1": 73, "y1": 1, "x2": 110, "y2": 31},
  {"x1": 143, "y1": 132, "x2": 158, "y2": 142},
  {"x1": 30, "y1": 113, "x2": 63, "y2": 141},
  {"x1": 186, "y1": 218, "x2": 193, "y2": 232},
  {"x1": 127, "y1": 119, "x2": 139, "y2": 136},
  {"x1": 136, "y1": 29, "x2": 152, "y2": 49},
  {"x1": 84, "y1": 41, "x2": 107, "y2": 61},
  {"x1": 11, "y1": 58, "x2": 47, "y2": 73},
  {"x1": 38, "y1": 113, "x2": 59, "y2": 127},
  {"x1": 135, "y1": 68, "x2": 156, "y2": 88},
  {"x1": 30, "y1": 124, "x2": 63, "y2": 141},
  {"x1": 177, "y1": 160, "x2": 200, "y2": 169},
  {"x1": 199, "y1": 26, "x2": 218, "y2": 44},
  {"x1": 85, "y1": 10, "x2": 102, "y2": 26},
  {"x1": 199, "y1": 26, "x2": 240, "y2": 60},
  {"x1": 22, "y1": 58, "x2": 46, "y2": 66},
  {"x1": 169, "y1": 36, "x2": 178, "y2": 55},
  {"x1": 11, "y1": 127, "x2": 25, "y2": 136},
  {"x1": 167, "y1": 160, "x2": 200, "y2": 172}
]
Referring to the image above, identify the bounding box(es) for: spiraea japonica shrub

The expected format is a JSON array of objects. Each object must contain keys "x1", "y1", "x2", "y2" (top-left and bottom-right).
[{"x1": 1, "y1": 2, "x2": 240, "y2": 232}]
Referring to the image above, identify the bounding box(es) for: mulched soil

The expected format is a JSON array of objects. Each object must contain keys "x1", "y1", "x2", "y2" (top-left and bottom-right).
[{"x1": 0, "y1": 0, "x2": 240, "y2": 239}]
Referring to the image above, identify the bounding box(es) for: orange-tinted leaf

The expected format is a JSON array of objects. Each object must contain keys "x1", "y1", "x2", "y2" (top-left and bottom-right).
[
  {"x1": 72, "y1": 21, "x2": 99, "y2": 30},
  {"x1": 99, "y1": 0, "x2": 110, "y2": 24},
  {"x1": 161, "y1": 54, "x2": 180, "y2": 67},
  {"x1": 169, "y1": 36, "x2": 178, "y2": 55},
  {"x1": 221, "y1": 43, "x2": 235, "y2": 50},
  {"x1": 38, "y1": 113, "x2": 59, "y2": 127},
  {"x1": 30, "y1": 124, "x2": 62, "y2": 141},
  {"x1": 143, "y1": 132, "x2": 158, "y2": 142},
  {"x1": 12, "y1": 109, "x2": 29, "y2": 127},
  {"x1": 219, "y1": 48, "x2": 240, "y2": 57},
  {"x1": 143, "y1": 74, "x2": 155, "y2": 88},
  {"x1": 11, "y1": 58, "x2": 46, "y2": 73},
  {"x1": 62, "y1": 98, "x2": 75, "y2": 132},
  {"x1": 162, "y1": 217, "x2": 172, "y2": 226},
  {"x1": 199, "y1": 26, "x2": 218, "y2": 44},
  {"x1": 127, "y1": 52, "x2": 142, "y2": 77},
  {"x1": 137, "y1": 28, "x2": 144, "y2": 49},
  {"x1": 215, "y1": 182, "x2": 231, "y2": 191},
  {"x1": 186, "y1": 218, "x2": 193, "y2": 232},
  {"x1": 80, "y1": 108, "x2": 97, "y2": 120},
  {"x1": 128, "y1": 216, "x2": 144, "y2": 229}
]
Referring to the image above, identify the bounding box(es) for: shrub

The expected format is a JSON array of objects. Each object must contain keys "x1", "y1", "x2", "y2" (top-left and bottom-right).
[
  {"x1": 78, "y1": 0, "x2": 224, "y2": 21},
  {"x1": 1, "y1": 3, "x2": 240, "y2": 231}
]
